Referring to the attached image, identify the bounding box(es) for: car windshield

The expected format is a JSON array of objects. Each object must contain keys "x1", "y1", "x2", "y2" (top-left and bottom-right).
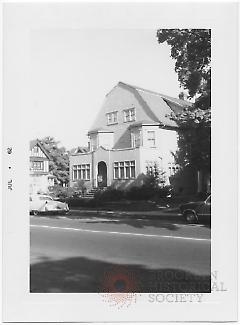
[{"x1": 206, "y1": 195, "x2": 211, "y2": 204}]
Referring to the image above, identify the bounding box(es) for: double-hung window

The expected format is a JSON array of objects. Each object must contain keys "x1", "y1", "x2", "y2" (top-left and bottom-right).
[
  {"x1": 131, "y1": 130, "x2": 141, "y2": 148},
  {"x1": 147, "y1": 131, "x2": 156, "y2": 147},
  {"x1": 72, "y1": 164, "x2": 90, "y2": 180},
  {"x1": 114, "y1": 161, "x2": 136, "y2": 179},
  {"x1": 106, "y1": 111, "x2": 118, "y2": 125},
  {"x1": 123, "y1": 108, "x2": 136, "y2": 122}
]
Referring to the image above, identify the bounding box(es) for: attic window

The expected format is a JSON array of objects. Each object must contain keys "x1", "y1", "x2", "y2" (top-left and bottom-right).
[
  {"x1": 106, "y1": 111, "x2": 118, "y2": 125},
  {"x1": 33, "y1": 146, "x2": 39, "y2": 153},
  {"x1": 123, "y1": 108, "x2": 136, "y2": 122}
]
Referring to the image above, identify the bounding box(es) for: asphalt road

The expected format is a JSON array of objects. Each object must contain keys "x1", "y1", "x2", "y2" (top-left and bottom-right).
[{"x1": 30, "y1": 213, "x2": 211, "y2": 293}]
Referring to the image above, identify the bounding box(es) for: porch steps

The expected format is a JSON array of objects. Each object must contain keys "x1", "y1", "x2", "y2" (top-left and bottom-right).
[{"x1": 83, "y1": 187, "x2": 107, "y2": 199}]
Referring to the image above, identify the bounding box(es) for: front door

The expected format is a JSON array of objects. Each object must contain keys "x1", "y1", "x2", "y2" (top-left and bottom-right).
[{"x1": 97, "y1": 161, "x2": 107, "y2": 188}]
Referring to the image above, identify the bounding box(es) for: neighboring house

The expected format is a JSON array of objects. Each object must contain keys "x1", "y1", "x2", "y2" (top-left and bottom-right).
[
  {"x1": 69, "y1": 146, "x2": 89, "y2": 155},
  {"x1": 69, "y1": 82, "x2": 197, "y2": 193},
  {"x1": 29, "y1": 140, "x2": 56, "y2": 194}
]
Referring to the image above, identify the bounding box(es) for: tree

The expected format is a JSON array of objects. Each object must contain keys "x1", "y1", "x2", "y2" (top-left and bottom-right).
[
  {"x1": 170, "y1": 108, "x2": 211, "y2": 171},
  {"x1": 156, "y1": 29, "x2": 211, "y2": 173},
  {"x1": 73, "y1": 179, "x2": 87, "y2": 196},
  {"x1": 156, "y1": 29, "x2": 211, "y2": 108},
  {"x1": 146, "y1": 162, "x2": 167, "y2": 188},
  {"x1": 39, "y1": 136, "x2": 69, "y2": 186}
]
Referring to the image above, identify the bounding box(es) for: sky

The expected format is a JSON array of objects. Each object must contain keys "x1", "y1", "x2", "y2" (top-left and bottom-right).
[{"x1": 29, "y1": 28, "x2": 182, "y2": 150}]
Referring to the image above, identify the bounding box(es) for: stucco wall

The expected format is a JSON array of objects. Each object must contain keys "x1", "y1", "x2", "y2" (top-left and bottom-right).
[
  {"x1": 69, "y1": 153, "x2": 92, "y2": 188},
  {"x1": 90, "y1": 85, "x2": 157, "y2": 149},
  {"x1": 69, "y1": 147, "x2": 141, "y2": 188},
  {"x1": 98, "y1": 132, "x2": 114, "y2": 150}
]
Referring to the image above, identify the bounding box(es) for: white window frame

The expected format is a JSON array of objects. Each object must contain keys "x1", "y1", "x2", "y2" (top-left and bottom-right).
[
  {"x1": 72, "y1": 164, "x2": 91, "y2": 181},
  {"x1": 113, "y1": 160, "x2": 136, "y2": 179},
  {"x1": 147, "y1": 130, "x2": 156, "y2": 147},
  {"x1": 106, "y1": 111, "x2": 118, "y2": 125},
  {"x1": 31, "y1": 161, "x2": 44, "y2": 171},
  {"x1": 123, "y1": 108, "x2": 136, "y2": 122},
  {"x1": 131, "y1": 130, "x2": 141, "y2": 148}
]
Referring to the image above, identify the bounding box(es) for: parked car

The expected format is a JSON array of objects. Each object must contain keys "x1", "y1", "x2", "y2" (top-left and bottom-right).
[
  {"x1": 30, "y1": 194, "x2": 69, "y2": 215},
  {"x1": 179, "y1": 195, "x2": 211, "y2": 224}
]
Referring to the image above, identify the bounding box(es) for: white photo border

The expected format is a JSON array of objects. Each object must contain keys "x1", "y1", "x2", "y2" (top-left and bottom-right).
[{"x1": 2, "y1": 2, "x2": 238, "y2": 322}]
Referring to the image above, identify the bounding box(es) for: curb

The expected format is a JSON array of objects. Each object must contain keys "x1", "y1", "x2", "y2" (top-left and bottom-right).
[{"x1": 67, "y1": 209, "x2": 182, "y2": 220}]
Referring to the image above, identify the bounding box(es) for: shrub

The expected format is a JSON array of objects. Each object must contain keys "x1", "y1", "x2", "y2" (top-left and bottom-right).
[
  {"x1": 50, "y1": 185, "x2": 75, "y2": 200},
  {"x1": 65, "y1": 197, "x2": 103, "y2": 208},
  {"x1": 94, "y1": 188, "x2": 124, "y2": 201},
  {"x1": 125, "y1": 185, "x2": 172, "y2": 201},
  {"x1": 154, "y1": 185, "x2": 173, "y2": 198},
  {"x1": 125, "y1": 186, "x2": 154, "y2": 201}
]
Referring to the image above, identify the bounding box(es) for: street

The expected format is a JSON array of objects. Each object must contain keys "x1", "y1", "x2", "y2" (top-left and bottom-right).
[{"x1": 30, "y1": 212, "x2": 211, "y2": 293}]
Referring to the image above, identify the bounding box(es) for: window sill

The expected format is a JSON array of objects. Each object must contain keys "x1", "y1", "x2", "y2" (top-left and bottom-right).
[
  {"x1": 72, "y1": 179, "x2": 90, "y2": 182},
  {"x1": 124, "y1": 120, "x2": 136, "y2": 123},
  {"x1": 113, "y1": 178, "x2": 136, "y2": 180},
  {"x1": 107, "y1": 122, "x2": 118, "y2": 126}
]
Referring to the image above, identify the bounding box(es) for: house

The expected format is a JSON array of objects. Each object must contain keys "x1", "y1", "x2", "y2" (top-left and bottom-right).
[
  {"x1": 29, "y1": 140, "x2": 56, "y2": 194},
  {"x1": 69, "y1": 82, "x2": 197, "y2": 193}
]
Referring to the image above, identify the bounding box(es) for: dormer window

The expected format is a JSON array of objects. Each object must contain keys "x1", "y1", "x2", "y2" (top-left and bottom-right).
[
  {"x1": 106, "y1": 111, "x2": 118, "y2": 125},
  {"x1": 123, "y1": 108, "x2": 136, "y2": 122}
]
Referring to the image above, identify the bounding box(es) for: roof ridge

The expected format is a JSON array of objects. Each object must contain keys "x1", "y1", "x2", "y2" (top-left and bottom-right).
[{"x1": 118, "y1": 81, "x2": 191, "y2": 107}]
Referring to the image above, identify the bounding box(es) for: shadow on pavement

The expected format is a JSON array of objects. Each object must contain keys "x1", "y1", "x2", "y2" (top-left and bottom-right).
[
  {"x1": 85, "y1": 218, "x2": 182, "y2": 230},
  {"x1": 30, "y1": 256, "x2": 210, "y2": 293}
]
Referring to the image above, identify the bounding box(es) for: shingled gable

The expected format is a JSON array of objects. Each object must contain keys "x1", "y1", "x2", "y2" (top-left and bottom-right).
[{"x1": 29, "y1": 139, "x2": 51, "y2": 160}]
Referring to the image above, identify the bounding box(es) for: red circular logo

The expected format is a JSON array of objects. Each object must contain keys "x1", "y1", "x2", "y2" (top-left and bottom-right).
[{"x1": 100, "y1": 266, "x2": 139, "y2": 308}]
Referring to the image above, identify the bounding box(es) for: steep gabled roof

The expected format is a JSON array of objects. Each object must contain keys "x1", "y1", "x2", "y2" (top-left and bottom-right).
[
  {"x1": 117, "y1": 82, "x2": 192, "y2": 128},
  {"x1": 118, "y1": 82, "x2": 192, "y2": 107},
  {"x1": 29, "y1": 139, "x2": 51, "y2": 160}
]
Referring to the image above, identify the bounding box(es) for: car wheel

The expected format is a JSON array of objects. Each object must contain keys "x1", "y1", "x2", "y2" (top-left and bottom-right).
[
  {"x1": 184, "y1": 211, "x2": 198, "y2": 224},
  {"x1": 32, "y1": 210, "x2": 39, "y2": 216}
]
